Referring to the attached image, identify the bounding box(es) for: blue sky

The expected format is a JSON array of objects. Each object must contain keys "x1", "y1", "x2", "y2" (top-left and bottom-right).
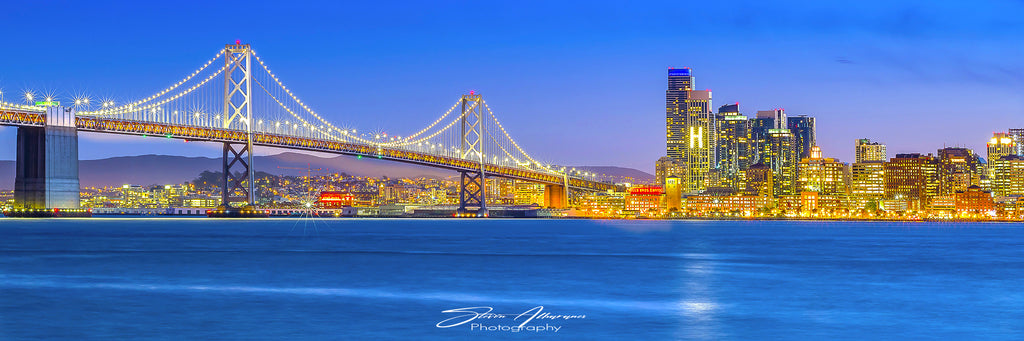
[{"x1": 1, "y1": 1, "x2": 1023, "y2": 172}]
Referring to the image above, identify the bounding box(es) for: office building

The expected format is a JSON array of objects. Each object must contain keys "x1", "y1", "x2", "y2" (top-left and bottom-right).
[
  {"x1": 743, "y1": 162, "x2": 774, "y2": 197},
  {"x1": 666, "y1": 68, "x2": 694, "y2": 160},
  {"x1": 850, "y1": 161, "x2": 885, "y2": 209},
  {"x1": 992, "y1": 155, "x2": 1024, "y2": 197},
  {"x1": 797, "y1": 146, "x2": 847, "y2": 196},
  {"x1": 855, "y1": 138, "x2": 887, "y2": 163},
  {"x1": 936, "y1": 147, "x2": 981, "y2": 196},
  {"x1": 764, "y1": 128, "x2": 798, "y2": 196},
  {"x1": 680, "y1": 90, "x2": 715, "y2": 193},
  {"x1": 787, "y1": 115, "x2": 816, "y2": 159},
  {"x1": 1009, "y1": 128, "x2": 1024, "y2": 156},
  {"x1": 716, "y1": 104, "x2": 751, "y2": 189},
  {"x1": 988, "y1": 132, "x2": 1016, "y2": 165},
  {"x1": 655, "y1": 156, "x2": 685, "y2": 186},
  {"x1": 883, "y1": 154, "x2": 940, "y2": 210}
]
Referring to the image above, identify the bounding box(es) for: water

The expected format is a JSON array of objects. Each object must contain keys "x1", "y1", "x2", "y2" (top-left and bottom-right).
[{"x1": 1, "y1": 218, "x2": 1022, "y2": 340}]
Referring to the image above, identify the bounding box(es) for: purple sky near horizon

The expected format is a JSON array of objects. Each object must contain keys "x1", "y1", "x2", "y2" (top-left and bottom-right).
[{"x1": 1, "y1": 1, "x2": 1023, "y2": 173}]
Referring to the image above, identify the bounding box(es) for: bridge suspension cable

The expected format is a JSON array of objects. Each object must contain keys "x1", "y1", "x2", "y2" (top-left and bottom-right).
[{"x1": 1, "y1": 44, "x2": 610, "y2": 184}]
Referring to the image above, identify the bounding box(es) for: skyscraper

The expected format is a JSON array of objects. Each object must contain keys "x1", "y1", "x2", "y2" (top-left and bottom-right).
[
  {"x1": 855, "y1": 139, "x2": 887, "y2": 163},
  {"x1": 787, "y1": 115, "x2": 816, "y2": 159},
  {"x1": 681, "y1": 90, "x2": 715, "y2": 193},
  {"x1": 992, "y1": 155, "x2": 1024, "y2": 197},
  {"x1": 716, "y1": 103, "x2": 750, "y2": 189},
  {"x1": 1008, "y1": 128, "x2": 1024, "y2": 156},
  {"x1": 764, "y1": 128, "x2": 798, "y2": 196},
  {"x1": 750, "y1": 109, "x2": 785, "y2": 164},
  {"x1": 987, "y1": 132, "x2": 1016, "y2": 164},
  {"x1": 666, "y1": 68, "x2": 694, "y2": 160},
  {"x1": 936, "y1": 147, "x2": 981, "y2": 196}
]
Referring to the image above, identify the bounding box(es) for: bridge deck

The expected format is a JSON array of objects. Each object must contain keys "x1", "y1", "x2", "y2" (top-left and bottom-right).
[{"x1": 0, "y1": 110, "x2": 615, "y2": 191}]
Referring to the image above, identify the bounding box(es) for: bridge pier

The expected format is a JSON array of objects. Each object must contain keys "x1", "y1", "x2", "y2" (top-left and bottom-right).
[
  {"x1": 544, "y1": 184, "x2": 568, "y2": 209},
  {"x1": 457, "y1": 171, "x2": 487, "y2": 217},
  {"x1": 6, "y1": 107, "x2": 88, "y2": 217}
]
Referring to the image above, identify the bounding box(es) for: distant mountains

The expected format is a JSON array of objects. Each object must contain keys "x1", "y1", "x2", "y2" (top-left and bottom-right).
[
  {"x1": 0, "y1": 153, "x2": 653, "y2": 188},
  {"x1": 569, "y1": 166, "x2": 654, "y2": 184}
]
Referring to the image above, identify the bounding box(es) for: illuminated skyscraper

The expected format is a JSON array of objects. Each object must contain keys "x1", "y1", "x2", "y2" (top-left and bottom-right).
[
  {"x1": 1009, "y1": 128, "x2": 1024, "y2": 156},
  {"x1": 750, "y1": 109, "x2": 785, "y2": 164},
  {"x1": 787, "y1": 115, "x2": 816, "y2": 159},
  {"x1": 764, "y1": 128, "x2": 798, "y2": 196},
  {"x1": 992, "y1": 155, "x2": 1024, "y2": 197},
  {"x1": 680, "y1": 90, "x2": 715, "y2": 193},
  {"x1": 936, "y1": 147, "x2": 981, "y2": 196},
  {"x1": 666, "y1": 68, "x2": 694, "y2": 160},
  {"x1": 988, "y1": 132, "x2": 1016, "y2": 164},
  {"x1": 855, "y1": 139, "x2": 887, "y2": 163},
  {"x1": 716, "y1": 103, "x2": 751, "y2": 189}
]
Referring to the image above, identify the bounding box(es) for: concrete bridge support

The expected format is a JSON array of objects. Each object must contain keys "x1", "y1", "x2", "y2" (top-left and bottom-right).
[
  {"x1": 544, "y1": 184, "x2": 567, "y2": 209},
  {"x1": 13, "y1": 107, "x2": 81, "y2": 210}
]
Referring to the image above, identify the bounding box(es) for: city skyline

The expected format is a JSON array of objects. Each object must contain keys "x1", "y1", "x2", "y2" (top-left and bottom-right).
[{"x1": 1, "y1": 1, "x2": 1024, "y2": 172}]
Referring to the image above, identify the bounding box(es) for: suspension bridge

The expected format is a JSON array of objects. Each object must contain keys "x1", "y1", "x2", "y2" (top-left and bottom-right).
[{"x1": 0, "y1": 43, "x2": 615, "y2": 217}]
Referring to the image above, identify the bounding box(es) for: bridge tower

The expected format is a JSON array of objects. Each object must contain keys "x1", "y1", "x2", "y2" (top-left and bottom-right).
[
  {"x1": 457, "y1": 93, "x2": 487, "y2": 217},
  {"x1": 220, "y1": 43, "x2": 256, "y2": 208}
]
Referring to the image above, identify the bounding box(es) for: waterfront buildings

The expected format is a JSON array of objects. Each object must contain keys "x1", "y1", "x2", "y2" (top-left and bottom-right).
[
  {"x1": 955, "y1": 185, "x2": 996, "y2": 217},
  {"x1": 624, "y1": 185, "x2": 664, "y2": 217},
  {"x1": 579, "y1": 190, "x2": 626, "y2": 217}
]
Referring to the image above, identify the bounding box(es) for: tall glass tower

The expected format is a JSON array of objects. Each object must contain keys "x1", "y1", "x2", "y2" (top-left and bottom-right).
[
  {"x1": 787, "y1": 115, "x2": 816, "y2": 159},
  {"x1": 666, "y1": 68, "x2": 694, "y2": 160}
]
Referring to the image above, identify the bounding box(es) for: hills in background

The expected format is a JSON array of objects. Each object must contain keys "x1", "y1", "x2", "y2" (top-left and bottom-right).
[{"x1": 0, "y1": 153, "x2": 653, "y2": 188}]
